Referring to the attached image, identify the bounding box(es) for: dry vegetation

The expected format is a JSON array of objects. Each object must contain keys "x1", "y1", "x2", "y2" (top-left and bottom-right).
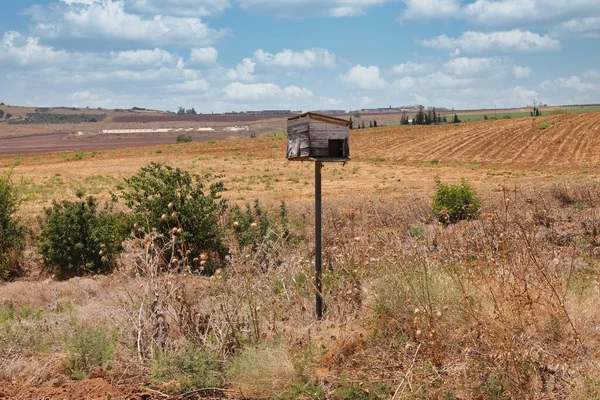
[{"x1": 2, "y1": 112, "x2": 600, "y2": 399}]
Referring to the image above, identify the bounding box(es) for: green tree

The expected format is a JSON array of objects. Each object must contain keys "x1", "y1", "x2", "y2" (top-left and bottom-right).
[
  {"x1": 373, "y1": 119, "x2": 378, "y2": 127},
  {"x1": 0, "y1": 110, "x2": 4, "y2": 119},
  {"x1": 453, "y1": 114, "x2": 461, "y2": 123},
  {"x1": 369, "y1": 120, "x2": 373, "y2": 128},
  {"x1": 177, "y1": 107, "x2": 185, "y2": 115},
  {"x1": 432, "y1": 108, "x2": 437, "y2": 124},
  {"x1": 349, "y1": 117, "x2": 353, "y2": 129}
]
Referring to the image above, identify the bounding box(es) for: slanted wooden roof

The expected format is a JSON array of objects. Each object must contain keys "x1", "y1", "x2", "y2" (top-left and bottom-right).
[{"x1": 287, "y1": 112, "x2": 350, "y2": 127}]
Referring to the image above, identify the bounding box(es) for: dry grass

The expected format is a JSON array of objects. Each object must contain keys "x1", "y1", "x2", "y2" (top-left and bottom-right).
[{"x1": 3, "y1": 113, "x2": 600, "y2": 398}]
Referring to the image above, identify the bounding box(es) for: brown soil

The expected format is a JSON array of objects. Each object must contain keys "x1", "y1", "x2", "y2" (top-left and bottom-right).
[
  {"x1": 0, "y1": 131, "x2": 249, "y2": 155},
  {"x1": 7, "y1": 378, "x2": 145, "y2": 400}
]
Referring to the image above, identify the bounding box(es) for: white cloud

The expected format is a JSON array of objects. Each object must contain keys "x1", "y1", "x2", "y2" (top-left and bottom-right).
[
  {"x1": 110, "y1": 48, "x2": 176, "y2": 66},
  {"x1": 421, "y1": 29, "x2": 561, "y2": 54},
  {"x1": 392, "y1": 62, "x2": 434, "y2": 75},
  {"x1": 463, "y1": 0, "x2": 600, "y2": 27},
  {"x1": 31, "y1": 0, "x2": 228, "y2": 46},
  {"x1": 583, "y1": 69, "x2": 600, "y2": 81},
  {"x1": 320, "y1": 97, "x2": 345, "y2": 106},
  {"x1": 238, "y1": 0, "x2": 392, "y2": 18},
  {"x1": 551, "y1": 17, "x2": 600, "y2": 39},
  {"x1": 128, "y1": 0, "x2": 230, "y2": 17},
  {"x1": 189, "y1": 47, "x2": 218, "y2": 65},
  {"x1": 339, "y1": 65, "x2": 386, "y2": 90},
  {"x1": 253, "y1": 48, "x2": 336, "y2": 69},
  {"x1": 398, "y1": 0, "x2": 460, "y2": 22},
  {"x1": 443, "y1": 57, "x2": 507, "y2": 78},
  {"x1": 512, "y1": 66, "x2": 531, "y2": 79},
  {"x1": 222, "y1": 82, "x2": 313, "y2": 100},
  {"x1": 0, "y1": 31, "x2": 69, "y2": 66},
  {"x1": 542, "y1": 75, "x2": 600, "y2": 94},
  {"x1": 361, "y1": 96, "x2": 375, "y2": 105},
  {"x1": 165, "y1": 79, "x2": 211, "y2": 92},
  {"x1": 226, "y1": 58, "x2": 256, "y2": 81}
]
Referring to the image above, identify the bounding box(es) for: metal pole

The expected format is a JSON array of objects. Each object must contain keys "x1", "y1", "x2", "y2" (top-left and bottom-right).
[{"x1": 315, "y1": 161, "x2": 323, "y2": 320}]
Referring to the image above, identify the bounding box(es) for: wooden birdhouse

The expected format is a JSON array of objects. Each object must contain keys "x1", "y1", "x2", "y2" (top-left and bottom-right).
[{"x1": 286, "y1": 112, "x2": 350, "y2": 162}]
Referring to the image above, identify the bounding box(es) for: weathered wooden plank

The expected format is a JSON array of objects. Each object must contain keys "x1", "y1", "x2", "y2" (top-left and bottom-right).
[
  {"x1": 309, "y1": 121, "x2": 348, "y2": 131},
  {"x1": 311, "y1": 147, "x2": 329, "y2": 157}
]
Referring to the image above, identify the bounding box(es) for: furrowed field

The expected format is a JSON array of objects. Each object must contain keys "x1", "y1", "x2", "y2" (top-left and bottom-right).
[{"x1": 2, "y1": 111, "x2": 600, "y2": 399}]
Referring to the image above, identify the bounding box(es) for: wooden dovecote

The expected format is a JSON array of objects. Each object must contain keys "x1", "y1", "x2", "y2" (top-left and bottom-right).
[{"x1": 286, "y1": 112, "x2": 350, "y2": 162}]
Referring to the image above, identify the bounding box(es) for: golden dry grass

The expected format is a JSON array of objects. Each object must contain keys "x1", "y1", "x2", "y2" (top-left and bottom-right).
[{"x1": 3, "y1": 112, "x2": 600, "y2": 399}]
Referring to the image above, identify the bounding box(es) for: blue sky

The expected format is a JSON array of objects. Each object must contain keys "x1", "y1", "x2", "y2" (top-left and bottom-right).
[{"x1": 0, "y1": 0, "x2": 599, "y2": 113}]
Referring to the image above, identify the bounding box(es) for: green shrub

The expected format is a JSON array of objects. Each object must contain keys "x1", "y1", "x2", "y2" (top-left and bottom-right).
[
  {"x1": 119, "y1": 163, "x2": 228, "y2": 273},
  {"x1": 229, "y1": 200, "x2": 290, "y2": 269},
  {"x1": 37, "y1": 192, "x2": 126, "y2": 278},
  {"x1": 176, "y1": 134, "x2": 192, "y2": 143},
  {"x1": 0, "y1": 170, "x2": 26, "y2": 280},
  {"x1": 0, "y1": 110, "x2": 4, "y2": 119},
  {"x1": 432, "y1": 177, "x2": 481, "y2": 224},
  {"x1": 65, "y1": 324, "x2": 116, "y2": 380},
  {"x1": 151, "y1": 345, "x2": 223, "y2": 393}
]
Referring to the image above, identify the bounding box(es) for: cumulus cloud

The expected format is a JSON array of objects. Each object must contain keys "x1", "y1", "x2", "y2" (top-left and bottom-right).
[
  {"x1": 128, "y1": 0, "x2": 230, "y2": 17},
  {"x1": 222, "y1": 82, "x2": 313, "y2": 100},
  {"x1": 110, "y1": 48, "x2": 176, "y2": 66},
  {"x1": 398, "y1": 0, "x2": 460, "y2": 22},
  {"x1": 463, "y1": 0, "x2": 600, "y2": 27},
  {"x1": 512, "y1": 66, "x2": 532, "y2": 79},
  {"x1": 392, "y1": 62, "x2": 434, "y2": 76},
  {"x1": 189, "y1": 47, "x2": 218, "y2": 65},
  {"x1": 420, "y1": 29, "x2": 561, "y2": 54},
  {"x1": 551, "y1": 17, "x2": 600, "y2": 39},
  {"x1": 443, "y1": 57, "x2": 507, "y2": 78},
  {"x1": 253, "y1": 48, "x2": 336, "y2": 69},
  {"x1": 542, "y1": 75, "x2": 600, "y2": 94},
  {"x1": 29, "y1": 0, "x2": 228, "y2": 46},
  {"x1": 226, "y1": 58, "x2": 256, "y2": 81},
  {"x1": 0, "y1": 31, "x2": 69, "y2": 66},
  {"x1": 339, "y1": 65, "x2": 386, "y2": 90},
  {"x1": 238, "y1": 0, "x2": 392, "y2": 18},
  {"x1": 165, "y1": 79, "x2": 211, "y2": 92}
]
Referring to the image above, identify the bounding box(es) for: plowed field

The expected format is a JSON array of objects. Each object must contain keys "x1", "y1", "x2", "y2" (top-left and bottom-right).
[{"x1": 351, "y1": 112, "x2": 600, "y2": 169}]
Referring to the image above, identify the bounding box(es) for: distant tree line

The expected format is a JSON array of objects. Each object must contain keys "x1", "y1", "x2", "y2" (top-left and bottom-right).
[
  {"x1": 7, "y1": 113, "x2": 106, "y2": 125},
  {"x1": 349, "y1": 117, "x2": 378, "y2": 130},
  {"x1": 400, "y1": 107, "x2": 459, "y2": 125},
  {"x1": 177, "y1": 107, "x2": 197, "y2": 115}
]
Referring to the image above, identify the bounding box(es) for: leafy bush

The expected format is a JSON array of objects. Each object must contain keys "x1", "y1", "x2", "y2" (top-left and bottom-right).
[
  {"x1": 176, "y1": 134, "x2": 192, "y2": 143},
  {"x1": 66, "y1": 324, "x2": 116, "y2": 380},
  {"x1": 0, "y1": 110, "x2": 4, "y2": 119},
  {"x1": 151, "y1": 345, "x2": 223, "y2": 393},
  {"x1": 432, "y1": 177, "x2": 481, "y2": 224},
  {"x1": 37, "y1": 192, "x2": 126, "y2": 278},
  {"x1": 120, "y1": 163, "x2": 228, "y2": 273},
  {"x1": 229, "y1": 200, "x2": 290, "y2": 269},
  {"x1": 0, "y1": 170, "x2": 26, "y2": 280}
]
